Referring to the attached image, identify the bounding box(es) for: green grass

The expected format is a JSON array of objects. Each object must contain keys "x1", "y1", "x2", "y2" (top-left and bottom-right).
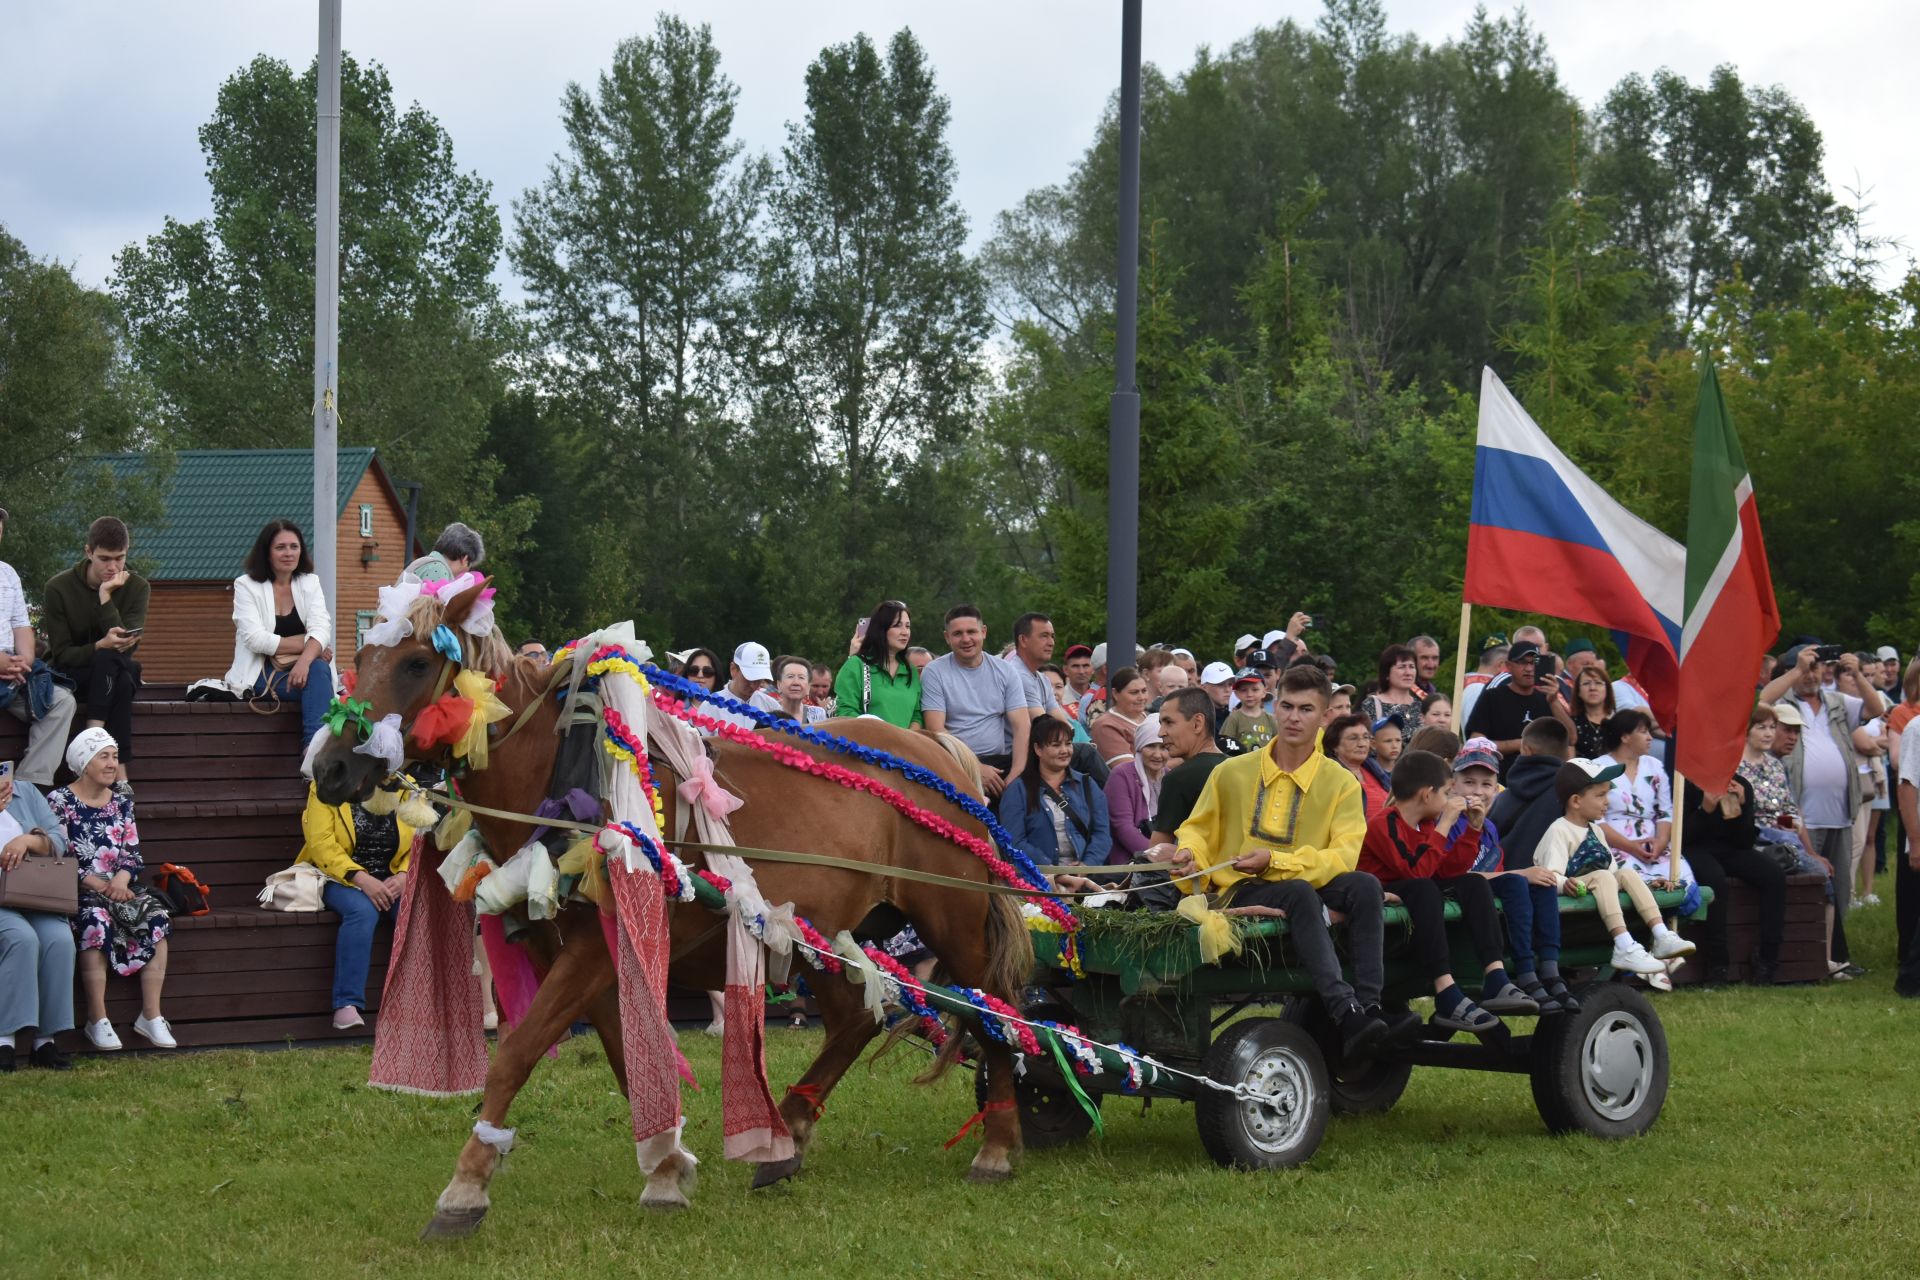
[{"x1": 5, "y1": 907, "x2": 1918, "y2": 1280}]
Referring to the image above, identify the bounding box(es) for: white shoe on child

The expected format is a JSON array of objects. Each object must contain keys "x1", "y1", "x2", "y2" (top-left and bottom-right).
[
  {"x1": 1611, "y1": 938, "x2": 1667, "y2": 975},
  {"x1": 1649, "y1": 928, "x2": 1696, "y2": 960},
  {"x1": 85, "y1": 1019, "x2": 122, "y2": 1050}
]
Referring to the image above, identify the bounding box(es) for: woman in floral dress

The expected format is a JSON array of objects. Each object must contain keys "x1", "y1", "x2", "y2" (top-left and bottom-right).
[{"x1": 48, "y1": 729, "x2": 174, "y2": 1050}]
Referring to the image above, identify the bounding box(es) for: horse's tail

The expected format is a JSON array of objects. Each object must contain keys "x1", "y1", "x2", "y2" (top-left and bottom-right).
[
  {"x1": 911, "y1": 890, "x2": 1035, "y2": 1085},
  {"x1": 932, "y1": 732, "x2": 983, "y2": 796}
]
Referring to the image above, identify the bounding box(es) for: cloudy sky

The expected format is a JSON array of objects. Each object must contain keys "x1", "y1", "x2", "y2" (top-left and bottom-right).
[{"x1": 4, "y1": 1, "x2": 1914, "y2": 295}]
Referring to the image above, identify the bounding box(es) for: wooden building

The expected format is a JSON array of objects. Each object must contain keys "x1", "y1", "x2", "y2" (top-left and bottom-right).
[{"x1": 98, "y1": 448, "x2": 422, "y2": 683}]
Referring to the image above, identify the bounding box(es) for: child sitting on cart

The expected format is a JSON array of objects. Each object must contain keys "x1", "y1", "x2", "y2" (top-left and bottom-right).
[
  {"x1": 1534, "y1": 759, "x2": 1694, "y2": 978},
  {"x1": 1449, "y1": 737, "x2": 1579, "y2": 1014},
  {"x1": 1358, "y1": 749, "x2": 1540, "y2": 1034}
]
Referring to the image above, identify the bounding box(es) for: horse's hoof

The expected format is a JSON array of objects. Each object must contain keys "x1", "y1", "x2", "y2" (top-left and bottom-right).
[
  {"x1": 640, "y1": 1188, "x2": 690, "y2": 1212},
  {"x1": 751, "y1": 1155, "x2": 804, "y2": 1189},
  {"x1": 420, "y1": 1206, "x2": 488, "y2": 1239},
  {"x1": 965, "y1": 1163, "x2": 1014, "y2": 1184}
]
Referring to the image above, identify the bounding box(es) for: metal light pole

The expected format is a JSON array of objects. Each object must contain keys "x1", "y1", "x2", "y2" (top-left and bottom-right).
[
  {"x1": 313, "y1": 0, "x2": 342, "y2": 634},
  {"x1": 1106, "y1": 0, "x2": 1143, "y2": 664}
]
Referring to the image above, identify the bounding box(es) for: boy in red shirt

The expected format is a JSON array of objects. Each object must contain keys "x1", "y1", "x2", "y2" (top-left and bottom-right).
[{"x1": 1360, "y1": 749, "x2": 1541, "y2": 1033}]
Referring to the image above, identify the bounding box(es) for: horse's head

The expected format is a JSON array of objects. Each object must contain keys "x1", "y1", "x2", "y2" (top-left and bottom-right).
[{"x1": 311, "y1": 576, "x2": 512, "y2": 805}]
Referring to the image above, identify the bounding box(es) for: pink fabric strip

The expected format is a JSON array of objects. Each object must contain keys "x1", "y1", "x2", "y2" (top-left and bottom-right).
[
  {"x1": 369, "y1": 838, "x2": 488, "y2": 1095},
  {"x1": 478, "y1": 912, "x2": 556, "y2": 1061}
]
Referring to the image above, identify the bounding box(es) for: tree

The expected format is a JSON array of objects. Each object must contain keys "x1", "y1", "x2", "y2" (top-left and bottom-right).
[
  {"x1": 1588, "y1": 65, "x2": 1841, "y2": 335},
  {"x1": 511, "y1": 15, "x2": 765, "y2": 634},
  {"x1": 111, "y1": 53, "x2": 525, "y2": 551},
  {"x1": 0, "y1": 226, "x2": 165, "y2": 589},
  {"x1": 750, "y1": 27, "x2": 991, "y2": 616}
]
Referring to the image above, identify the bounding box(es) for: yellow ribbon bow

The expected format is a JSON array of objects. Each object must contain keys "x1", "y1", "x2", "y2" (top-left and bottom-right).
[
  {"x1": 452, "y1": 669, "x2": 513, "y2": 770},
  {"x1": 1176, "y1": 893, "x2": 1244, "y2": 966}
]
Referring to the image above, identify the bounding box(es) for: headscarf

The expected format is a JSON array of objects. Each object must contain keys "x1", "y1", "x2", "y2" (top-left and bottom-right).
[
  {"x1": 1131, "y1": 716, "x2": 1165, "y2": 823},
  {"x1": 65, "y1": 727, "x2": 117, "y2": 776}
]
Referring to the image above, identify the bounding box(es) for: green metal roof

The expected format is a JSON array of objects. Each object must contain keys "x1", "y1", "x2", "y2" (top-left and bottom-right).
[{"x1": 94, "y1": 448, "x2": 378, "y2": 581}]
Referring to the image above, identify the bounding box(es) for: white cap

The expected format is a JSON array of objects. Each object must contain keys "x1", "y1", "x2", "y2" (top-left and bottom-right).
[
  {"x1": 1172, "y1": 647, "x2": 1193, "y2": 659},
  {"x1": 1262, "y1": 628, "x2": 1286, "y2": 649},
  {"x1": 1200, "y1": 661, "x2": 1235, "y2": 686},
  {"x1": 1234, "y1": 633, "x2": 1258, "y2": 652},
  {"x1": 732, "y1": 641, "x2": 772, "y2": 682},
  {"x1": 1090, "y1": 642, "x2": 1108, "y2": 668},
  {"x1": 1876, "y1": 645, "x2": 1899, "y2": 661}
]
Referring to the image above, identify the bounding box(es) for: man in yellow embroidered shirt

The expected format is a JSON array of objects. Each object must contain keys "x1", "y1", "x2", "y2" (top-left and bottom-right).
[{"x1": 1167, "y1": 664, "x2": 1400, "y2": 1059}]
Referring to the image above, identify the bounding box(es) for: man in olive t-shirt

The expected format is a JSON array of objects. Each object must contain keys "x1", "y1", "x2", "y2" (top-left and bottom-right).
[{"x1": 1150, "y1": 688, "x2": 1226, "y2": 844}]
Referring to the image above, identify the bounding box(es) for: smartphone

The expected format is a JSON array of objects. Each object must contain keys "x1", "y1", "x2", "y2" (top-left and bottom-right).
[
  {"x1": 1307, "y1": 615, "x2": 1329, "y2": 632},
  {"x1": 854, "y1": 618, "x2": 870, "y2": 641},
  {"x1": 0, "y1": 760, "x2": 12, "y2": 783},
  {"x1": 1814, "y1": 644, "x2": 1845, "y2": 664},
  {"x1": 119, "y1": 627, "x2": 145, "y2": 638}
]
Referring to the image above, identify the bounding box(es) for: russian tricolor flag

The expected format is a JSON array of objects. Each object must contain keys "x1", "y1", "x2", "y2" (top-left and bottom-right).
[{"x1": 1466, "y1": 368, "x2": 1683, "y2": 724}]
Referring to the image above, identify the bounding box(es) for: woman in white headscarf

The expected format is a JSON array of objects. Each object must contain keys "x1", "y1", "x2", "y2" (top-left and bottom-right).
[
  {"x1": 47, "y1": 729, "x2": 174, "y2": 1051},
  {"x1": 1103, "y1": 716, "x2": 1171, "y2": 862}
]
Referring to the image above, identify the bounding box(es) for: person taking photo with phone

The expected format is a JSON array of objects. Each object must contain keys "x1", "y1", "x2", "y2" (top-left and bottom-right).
[
  {"x1": 41, "y1": 517, "x2": 149, "y2": 790},
  {"x1": 833, "y1": 600, "x2": 921, "y2": 728}
]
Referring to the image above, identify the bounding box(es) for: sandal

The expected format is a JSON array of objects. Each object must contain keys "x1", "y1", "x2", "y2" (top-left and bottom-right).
[
  {"x1": 788, "y1": 1012, "x2": 808, "y2": 1030},
  {"x1": 1431, "y1": 996, "x2": 1500, "y2": 1034}
]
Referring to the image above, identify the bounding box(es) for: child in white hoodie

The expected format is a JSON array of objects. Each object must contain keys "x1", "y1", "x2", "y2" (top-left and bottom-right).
[{"x1": 1533, "y1": 758, "x2": 1695, "y2": 977}]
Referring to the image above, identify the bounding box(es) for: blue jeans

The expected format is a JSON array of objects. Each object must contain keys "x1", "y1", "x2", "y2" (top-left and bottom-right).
[
  {"x1": 322, "y1": 878, "x2": 397, "y2": 1012},
  {"x1": 1487, "y1": 872, "x2": 1561, "y2": 972},
  {"x1": 0, "y1": 907, "x2": 75, "y2": 1037},
  {"x1": 252, "y1": 658, "x2": 333, "y2": 744}
]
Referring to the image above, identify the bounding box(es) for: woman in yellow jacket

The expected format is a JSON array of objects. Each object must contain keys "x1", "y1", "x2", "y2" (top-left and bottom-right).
[{"x1": 297, "y1": 783, "x2": 416, "y2": 1030}]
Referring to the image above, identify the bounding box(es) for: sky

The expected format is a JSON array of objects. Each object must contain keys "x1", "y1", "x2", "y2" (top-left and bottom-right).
[{"x1": 4, "y1": 1, "x2": 1915, "y2": 296}]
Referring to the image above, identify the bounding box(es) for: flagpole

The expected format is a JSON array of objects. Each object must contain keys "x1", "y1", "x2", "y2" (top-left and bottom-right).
[
  {"x1": 1451, "y1": 601, "x2": 1473, "y2": 710},
  {"x1": 1668, "y1": 766, "x2": 1688, "y2": 986}
]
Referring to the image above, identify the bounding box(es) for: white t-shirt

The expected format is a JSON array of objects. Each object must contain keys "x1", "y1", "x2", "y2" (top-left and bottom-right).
[
  {"x1": 1612, "y1": 681, "x2": 1650, "y2": 715},
  {"x1": 1900, "y1": 719, "x2": 1920, "y2": 799},
  {"x1": 749, "y1": 688, "x2": 824, "y2": 724},
  {"x1": 1793, "y1": 691, "x2": 1863, "y2": 829}
]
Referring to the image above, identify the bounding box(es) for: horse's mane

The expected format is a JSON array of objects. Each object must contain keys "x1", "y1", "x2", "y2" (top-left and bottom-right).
[{"x1": 399, "y1": 594, "x2": 519, "y2": 687}]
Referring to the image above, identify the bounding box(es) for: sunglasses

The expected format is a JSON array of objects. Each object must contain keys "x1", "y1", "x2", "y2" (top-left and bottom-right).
[{"x1": 684, "y1": 665, "x2": 715, "y2": 677}]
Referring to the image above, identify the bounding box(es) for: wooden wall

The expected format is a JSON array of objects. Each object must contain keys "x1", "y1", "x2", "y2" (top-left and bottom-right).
[{"x1": 131, "y1": 468, "x2": 412, "y2": 683}]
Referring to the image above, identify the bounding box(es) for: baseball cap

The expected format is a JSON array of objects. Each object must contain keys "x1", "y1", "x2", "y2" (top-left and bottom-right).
[
  {"x1": 1234, "y1": 633, "x2": 1259, "y2": 653},
  {"x1": 1453, "y1": 736, "x2": 1502, "y2": 775},
  {"x1": 1090, "y1": 643, "x2": 1108, "y2": 668},
  {"x1": 1172, "y1": 647, "x2": 1194, "y2": 660},
  {"x1": 1768, "y1": 700, "x2": 1806, "y2": 728},
  {"x1": 1232, "y1": 667, "x2": 1265, "y2": 686},
  {"x1": 732, "y1": 641, "x2": 772, "y2": 682},
  {"x1": 1262, "y1": 628, "x2": 1287, "y2": 649},
  {"x1": 1507, "y1": 639, "x2": 1541, "y2": 664},
  {"x1": 1064, "y1": 643, "x2": 1093, "y2": 661},
  {"x1": 1876, "y1": 645, "x2": 1899, "y2": 661},
  {"x1": 1200, "y1": 661, "x2": 1235, "y2": 686},
  {"x1": 1245, "y1": 648, "x2": 1275, "y2": 670},
  {"x1": 1556, "y1": 756, "x2": 1626, "y2": 803}
]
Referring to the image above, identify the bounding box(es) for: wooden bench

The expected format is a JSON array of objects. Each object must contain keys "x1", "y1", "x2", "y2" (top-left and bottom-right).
[
  {"x1": 1673, "y1": 871, "x2": 1832, "y2": 985},
  {"x1": 1, "y1": 689, "x2": 399, "y2": 1050}
]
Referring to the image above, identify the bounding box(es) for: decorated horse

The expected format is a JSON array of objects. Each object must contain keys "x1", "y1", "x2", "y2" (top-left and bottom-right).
[{"x1": 308, "y1": 576, "x2": 1069, "y2": 1237}]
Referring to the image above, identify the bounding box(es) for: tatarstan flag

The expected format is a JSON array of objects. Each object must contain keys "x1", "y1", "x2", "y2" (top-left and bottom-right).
[{"x1": 1677, "y1": 359, "x2": 1780, "y2": 793}]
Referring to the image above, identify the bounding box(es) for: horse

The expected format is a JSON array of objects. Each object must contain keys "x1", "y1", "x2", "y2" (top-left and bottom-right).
[{"x1": 309, "y1": 580, "x2": 1035, "y2": 1236}]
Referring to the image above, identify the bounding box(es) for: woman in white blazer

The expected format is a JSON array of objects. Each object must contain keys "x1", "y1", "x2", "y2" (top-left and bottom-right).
[{"x1": 223, "y1": 520, "x2": 336, "y2": 742}]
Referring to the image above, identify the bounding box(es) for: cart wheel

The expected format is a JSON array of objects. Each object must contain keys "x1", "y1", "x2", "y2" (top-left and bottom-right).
[
  {"x1": 1529, "y1": 981, "x2": 1668, "y2": 1138},
  {"x1": 1195, "y1": 1017, "x2": 1329, "y2": 1170},
  {"x1": 1281, "y1": 997, "x2": 1413, "y2": 1115},
  {"x1": 975, "y1": 1051, "x2": 1097, "y2": 1149}
]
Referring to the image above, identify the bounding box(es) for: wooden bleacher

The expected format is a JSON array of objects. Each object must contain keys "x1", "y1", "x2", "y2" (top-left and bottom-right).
[
  {"x1": 1, "y1": 684, "x2": 392, "y2": 1051},
  {"x1": 1674, "y1": 872, "x2": 1832, "y2": 985}
]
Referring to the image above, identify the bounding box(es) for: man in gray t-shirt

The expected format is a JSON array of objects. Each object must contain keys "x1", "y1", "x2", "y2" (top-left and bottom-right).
[{"x1": 921, "y1": 606, "x2": 1030, "y2": 798}]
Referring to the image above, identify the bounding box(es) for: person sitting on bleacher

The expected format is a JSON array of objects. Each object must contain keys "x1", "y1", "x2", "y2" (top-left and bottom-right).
[
  {"x1": 1, "y1": 754, "x2": 76, "y2": 1070},
  {"x1": 48, "y1": 729, "x2": 174, "y2": 1050},
  {"x1": 296, "y1": 782, "x2": 417, "y2": 1030},
  {"x1": 1, "y1": 506, "x2": 81, "y2": 788},
  {"x1": 41, "y1": 517, "x2": 147, "y2": 793},
  {"x1": 400, "y1": 521, "x2": 484, "y2": 587},
  {"x1": 224, "y1": 520, "x2": 335, "y2": 745}
]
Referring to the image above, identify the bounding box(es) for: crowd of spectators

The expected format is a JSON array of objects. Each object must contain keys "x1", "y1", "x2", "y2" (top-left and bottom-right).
[{"x1": 4, "y1": 500, "x2": 1918, "y2": 1069}]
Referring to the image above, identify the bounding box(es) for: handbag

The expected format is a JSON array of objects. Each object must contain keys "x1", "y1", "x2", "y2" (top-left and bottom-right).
[
  {"x1": 257, "y1": 862, "x2": 329, "y2": 911},
  {"x1": 0, "y1": 853, "x2": 80, "y2": 914},
  {"x1": 150, "y1": 863, "x2": 212, "y2": 916},
  {"x1": 1754, "y1": 838, "x2": 1802, "y2": 875},
  {"x1": 1565, "y1": 830, "x2": 1616, "y2": 878}
]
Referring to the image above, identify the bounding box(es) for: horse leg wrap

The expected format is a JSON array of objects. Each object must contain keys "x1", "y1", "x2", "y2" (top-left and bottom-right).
[
  {"x1": 786, "y1": 1082, "x2": 826, "y2": 1122},
  {"x1": 473, "y1": 1120, "x2": 516, "y2": 1155}
]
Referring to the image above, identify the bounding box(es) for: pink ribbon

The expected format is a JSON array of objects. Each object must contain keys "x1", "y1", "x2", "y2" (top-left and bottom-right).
[{"x1": 678, "y1": 754, "x2": 743, "y2": 822}]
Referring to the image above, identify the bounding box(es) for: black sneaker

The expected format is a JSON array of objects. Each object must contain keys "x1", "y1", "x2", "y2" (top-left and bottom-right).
[
  {"x1": 0, "y1": 1045, "x2": 14, "y2": 1073},
  {"x1": 31, "y1": 1042, "x2": 73, "y2": 1071},
  {"x1": 1368, "y1": 1005, "x2": 1425, "y2": 1047},
  {"x1": 1337, "y1": 1004, "x2": 1389, "y2": 1061}
]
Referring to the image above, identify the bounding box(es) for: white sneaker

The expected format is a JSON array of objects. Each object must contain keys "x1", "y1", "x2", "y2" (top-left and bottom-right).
[
  {"x1": 703, "y1": 1019, "x2": 725, "y2": 1038},
  {"x1": 1860, "y1": 894, "x2": 1881, "y2": 908},
  {"x1": 1611, "y1": 939, "x2": 1667, "y2": 975},
  {"x1": 1649, "y1": 930, "x2": 1697, "y2": 961},
  {"x1": 133, "y1": 1014, "x2": 177, "y2": 1049},
  {"x1": 85, "y1": 1019, "x2": 122, "y2": 1050}
]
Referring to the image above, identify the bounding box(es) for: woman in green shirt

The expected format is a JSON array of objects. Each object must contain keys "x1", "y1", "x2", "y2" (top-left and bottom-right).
[{"x1": 832, "y1": 600, "x2": 922, "y2": 728}]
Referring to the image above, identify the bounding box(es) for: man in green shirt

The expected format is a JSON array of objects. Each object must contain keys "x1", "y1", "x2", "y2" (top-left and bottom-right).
[{"x1": 42, "y1": 516, "x2": 149, "y2": 777}]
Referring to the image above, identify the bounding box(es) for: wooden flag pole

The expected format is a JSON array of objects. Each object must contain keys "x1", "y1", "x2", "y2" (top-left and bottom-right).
[
  {"x1": 1666, "y1": 767, "x2": 1688, "y2": 987},
  {"x1": 1451, "y1": 601, "x2": 1473, "y2": 711}
]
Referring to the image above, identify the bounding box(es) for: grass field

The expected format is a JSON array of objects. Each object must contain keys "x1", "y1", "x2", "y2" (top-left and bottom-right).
[{"x1": 4, "y1": 906, "x2": 1917, "y2": 1280}]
